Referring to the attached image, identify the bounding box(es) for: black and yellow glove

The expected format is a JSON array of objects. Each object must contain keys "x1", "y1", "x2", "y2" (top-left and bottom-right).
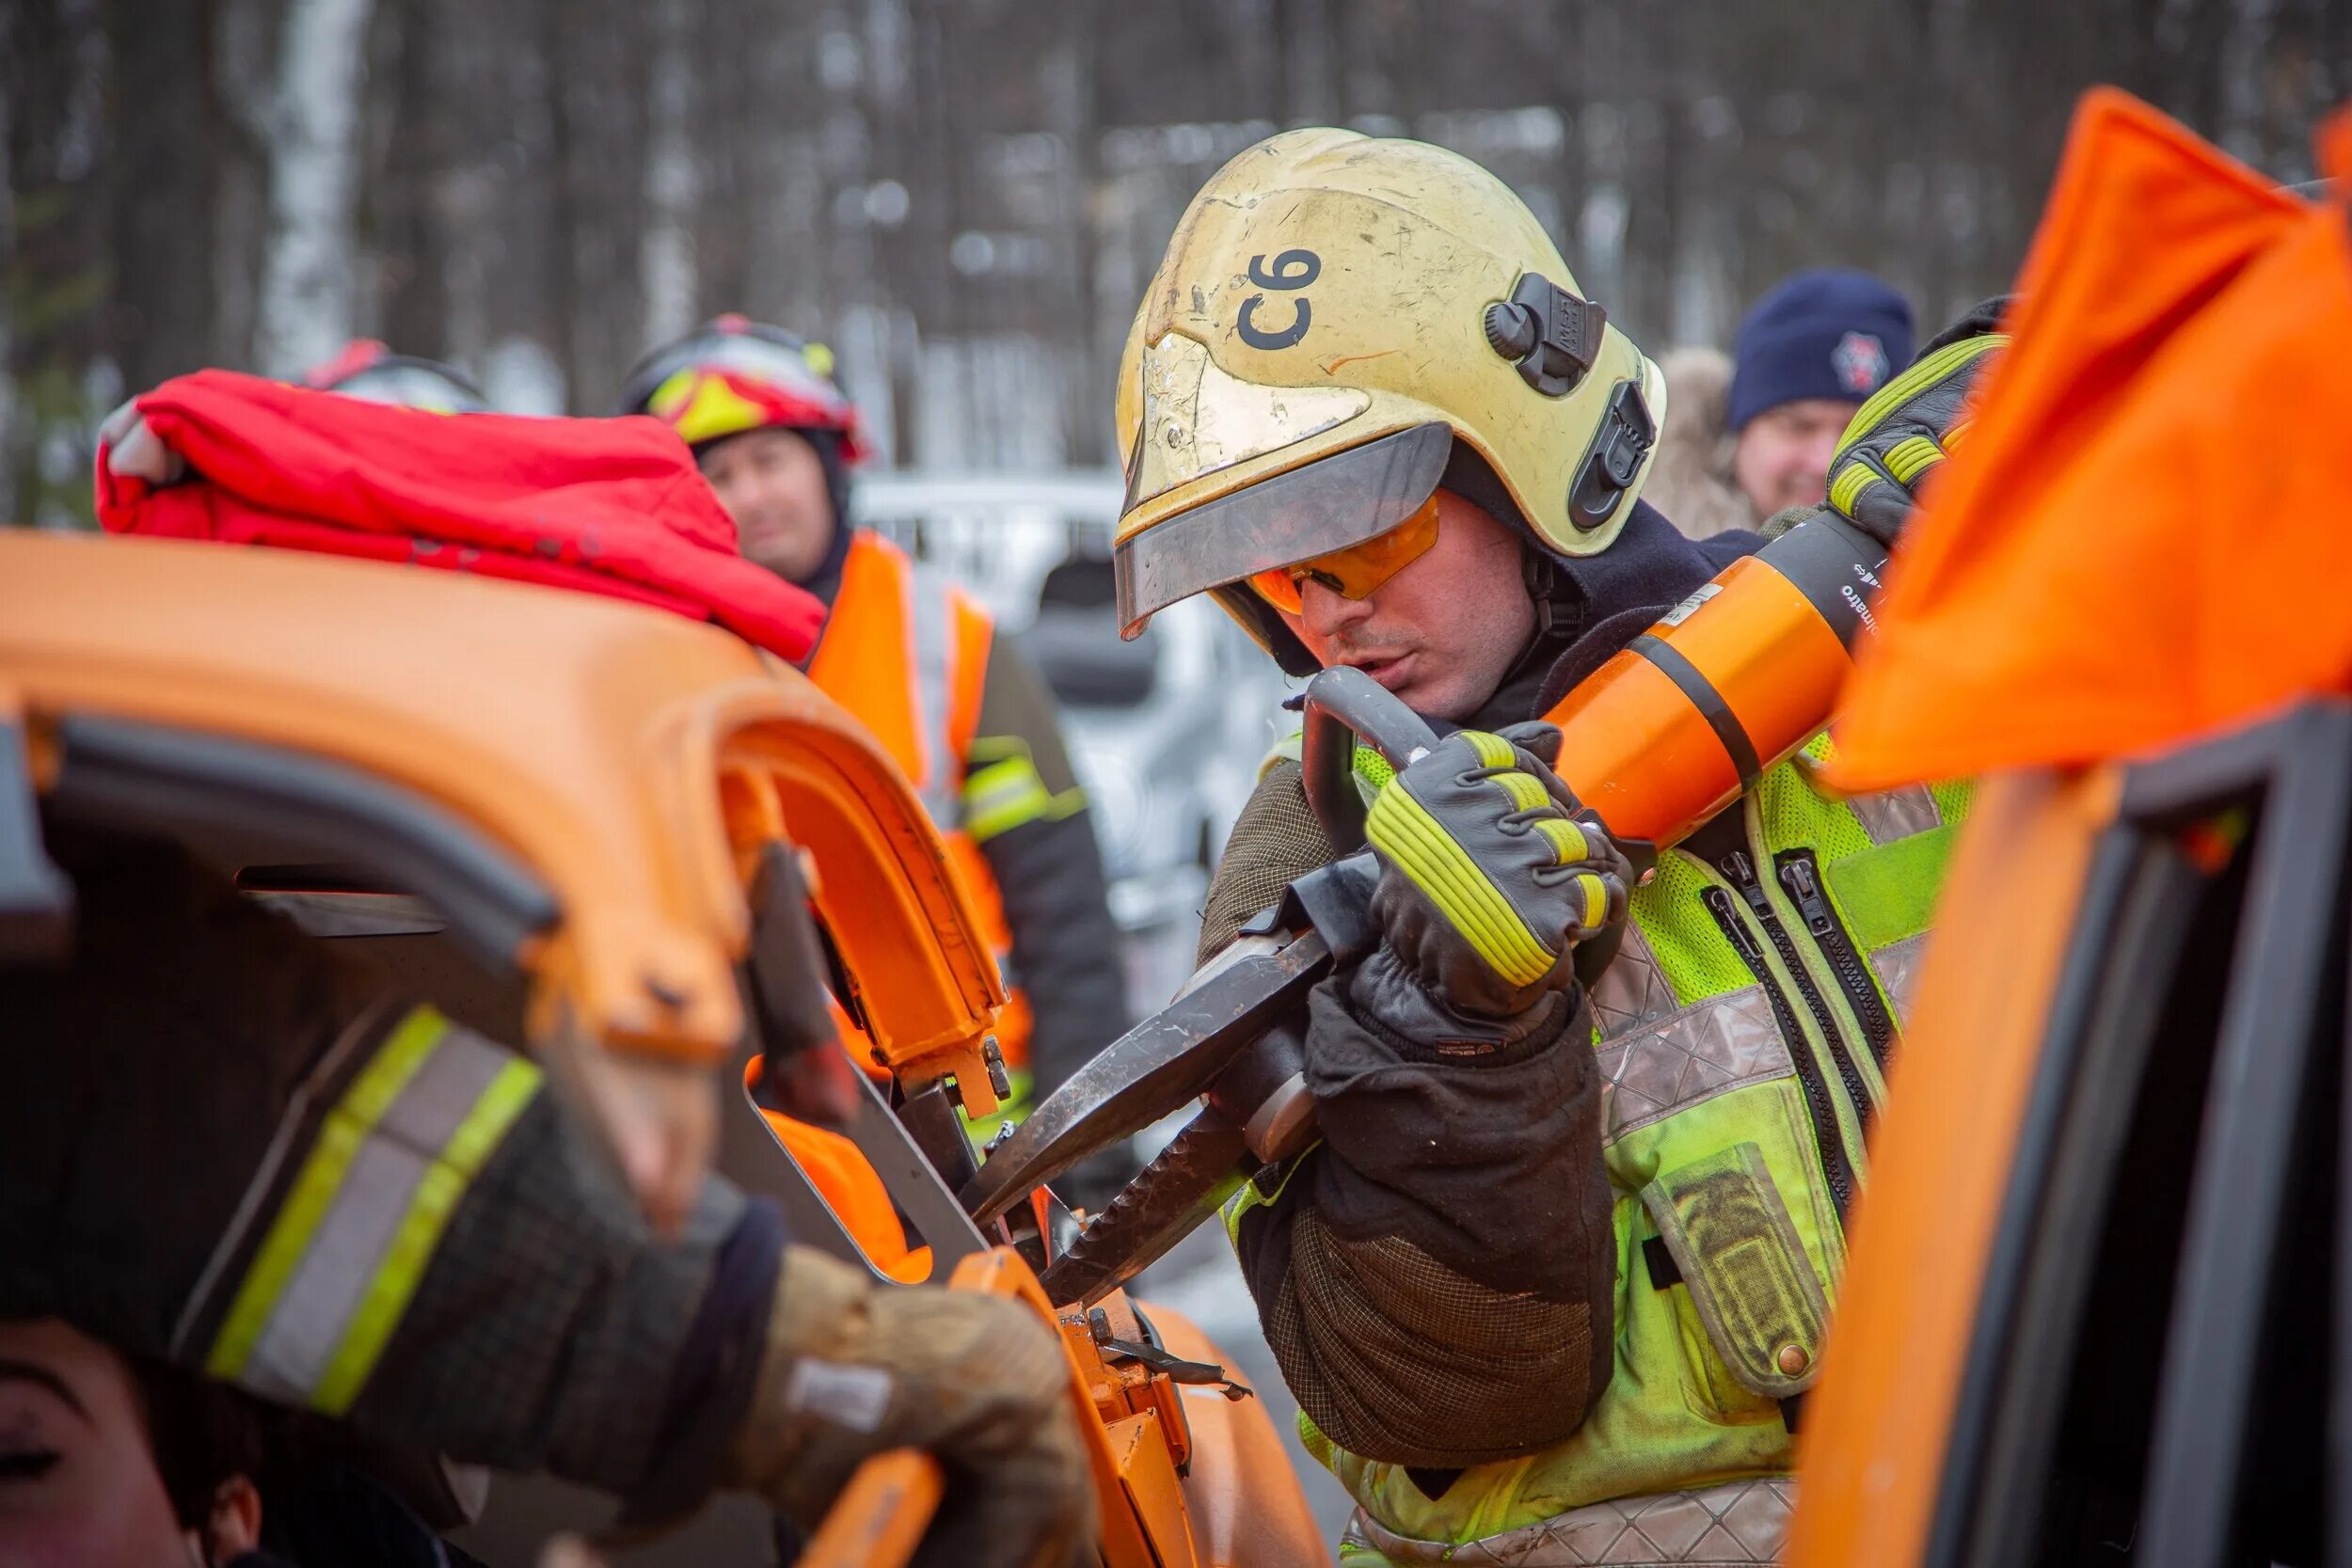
[
  {"x1": 1824, "y1": 298, "x2": 2010, "y2": 546},
  {"x1": 1363, "y1": 722, "x2": 1631, "y2": 1022}
]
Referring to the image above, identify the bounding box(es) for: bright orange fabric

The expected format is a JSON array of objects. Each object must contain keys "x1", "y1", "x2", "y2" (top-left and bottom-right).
[
  {"x1": 1827, "y1": 90, "x2": 2352, "y2": 792},
  {"x1": 748, "y1": 1063, "x2": 933, "y2": 1282},
  {"x1": 809, "y1": 531, "x2": 931, "y2": 789},
  {"x1": 807, "y1": 531, "x2": 1027, "y2": 1065}
]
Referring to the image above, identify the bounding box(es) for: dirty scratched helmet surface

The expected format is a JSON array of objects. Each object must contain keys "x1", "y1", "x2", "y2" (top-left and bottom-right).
[{"x1": 1111, "y1": 127, "x2": 1665, "y2": 673}]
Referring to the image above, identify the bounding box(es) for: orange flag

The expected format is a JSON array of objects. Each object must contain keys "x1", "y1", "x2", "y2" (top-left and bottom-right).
[{"x1": 1827, "y1": 89, "x2": 2352, "y2": 791}]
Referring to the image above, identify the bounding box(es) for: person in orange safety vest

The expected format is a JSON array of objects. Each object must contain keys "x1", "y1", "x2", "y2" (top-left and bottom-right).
[{"x1": 620, "y1": 317, "x2": 1132, "y2": 1251}]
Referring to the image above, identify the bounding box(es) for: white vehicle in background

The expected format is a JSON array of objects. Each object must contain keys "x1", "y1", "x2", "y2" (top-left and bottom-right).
[{"x1": 851, "y1": 471, "x2": 1294, "y2": 1012}]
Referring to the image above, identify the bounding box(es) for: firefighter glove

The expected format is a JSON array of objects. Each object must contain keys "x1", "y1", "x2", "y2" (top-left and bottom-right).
[
  {"x1": 1364, "y1": 722, "x2": 1631, "y2": 1021},
  {"x1": 725, "y1": 1246, "x2": 1091, "y2": 1568},
  {"x1": 1824, "y1": 298, "x2": 2011, "y2": 546}
]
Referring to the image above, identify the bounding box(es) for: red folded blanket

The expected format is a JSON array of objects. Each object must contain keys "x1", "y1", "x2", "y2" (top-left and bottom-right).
[{"x1": 96, "y1": 368, "x2": 823, "y2": 659}]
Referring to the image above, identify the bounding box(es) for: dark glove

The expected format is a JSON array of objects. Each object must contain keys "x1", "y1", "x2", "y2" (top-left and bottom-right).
[
  {"x1": 1824, "y1": 296, "x2": 2012, "y2": 545},
  {"x1": 725, "y1": 1246, "x2": 1092, "y2": 1568},
  {"x1": 1362, "y1": 722, "x2": 1631, "y2": 1022}
]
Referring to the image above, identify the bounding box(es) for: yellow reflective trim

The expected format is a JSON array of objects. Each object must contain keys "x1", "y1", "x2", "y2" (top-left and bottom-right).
[
  {"x1": 1579, "y1": 873, "x2": 1609, "y2": 930},
  {"x1": 1491, "y1": 770, "x2": 1548, "y2": 814},
  {"x1": 1367, "y1": 785, "x2": 1550, "y2": 987},
  {"x1": 1462, "y1": 731, "x2": 1514, "y2": 769},
  {"x1": 1884, "y1": 436, "x2": 1945, "y2": 486},
  {"x1": 1836, "y1": 333, "x2": 2004, "y2": 451},
  {"x1": 311, "y1": 1056, "x2": 541, "y2": 1415},
  {"x1": 205, "y1": 1007, "x2": 448, "y2": 1380},
  {"x1": 1829, "y1": 462, "x2": 1884, "y2": 519},
  {"x1": 651, "y1": 368, "x2": 770, "y2": 446},
  {"x1": 962, "y1": 755, "x2": 1053, "y2": 841},
  {"x1": 1533, "y1": 817, "x2": 1589, "y2": 865},
  {"x1": 1220, "y1": 1141, "x2": 1319, "y2": 1247}
]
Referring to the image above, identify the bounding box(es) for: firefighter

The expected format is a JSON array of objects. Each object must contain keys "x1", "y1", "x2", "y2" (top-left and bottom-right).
[
  {"x1": 618, "y1": 318, "x2": 1128, "y2": 1120},
  {"x1": 0, "y1": 823, "x2": 1090, "y2": 1567},
  {"x1": 1108, "y1": 128, "x2": 1997, "y2": 1565},
  {"x1": 301, "y1": 340, "x2": 493, "y2": 413}
]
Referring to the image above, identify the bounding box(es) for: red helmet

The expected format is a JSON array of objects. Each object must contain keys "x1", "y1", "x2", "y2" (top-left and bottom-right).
[
  {"x1": 616, "y1": 314, "x2": 869, "y2": 462},
  {"x1": 302, "y1": 340, "x2": 490, "y2": 413}
]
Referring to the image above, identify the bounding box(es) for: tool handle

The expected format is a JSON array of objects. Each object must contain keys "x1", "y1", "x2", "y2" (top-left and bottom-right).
[
  {"x1": 799, "y1": 1448, "x2": 946, "y2": 1568},
  {"x1": 1300, "y1": 666, "x2": 1442, "y2": 853}
]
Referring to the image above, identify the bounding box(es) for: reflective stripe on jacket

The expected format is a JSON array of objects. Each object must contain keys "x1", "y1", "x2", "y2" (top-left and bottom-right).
[
  {"x1": 190, "y1": 1003, "x2": 544, "y2": 1416},
  {"x1": 1251, "y1": 736, "x2": 1969, "y2": 1564}
]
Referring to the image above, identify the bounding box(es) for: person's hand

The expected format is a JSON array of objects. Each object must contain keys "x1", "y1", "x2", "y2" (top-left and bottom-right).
[
  {"x1": 1824, "y1": 298, "x2": 2010, "y2": 546},
  {"x1": 726, "y1": 1247, "x2": 1092, "y2": 1568},
  {"x1": 1363, "y1": 722, "x2": 1631, "y2": 1020}
]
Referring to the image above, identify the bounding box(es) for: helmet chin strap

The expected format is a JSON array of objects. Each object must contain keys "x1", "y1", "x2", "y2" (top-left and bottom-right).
[
  {"x1": 1522, "y1": 545, "x2": 1555, "y2": 642},
  {"x1": 1452, "y1": 542, "x2": 1581, "y2": 726}
]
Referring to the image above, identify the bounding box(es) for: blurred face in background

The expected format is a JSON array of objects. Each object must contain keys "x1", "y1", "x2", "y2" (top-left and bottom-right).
[
  {"x1": 1732, "y1": 397, "x2": 1857, "y2": 519},
  {"x1": 699, "y1": 426, "x2": 836, "y2": 585},
  {"x1": 1273, "y1": 490, "x2": 1536, "y2": 723},
  {"x1": 0, "y1": 1319, "x2": 257, "y2": 1568}
]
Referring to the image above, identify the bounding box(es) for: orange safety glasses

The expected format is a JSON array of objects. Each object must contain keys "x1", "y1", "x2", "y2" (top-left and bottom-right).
[{"x1": 1246, "y1": 495, "x2": 1442, "y2": 615}]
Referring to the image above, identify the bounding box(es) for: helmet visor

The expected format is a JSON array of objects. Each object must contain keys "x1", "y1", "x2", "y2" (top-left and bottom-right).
[
  {"x1": 1244, "y1": 492, "x2": 1441, "y2": 614},
  {"x1": 1114, "y1": 421, "x2": 1452, "y2": 637}
]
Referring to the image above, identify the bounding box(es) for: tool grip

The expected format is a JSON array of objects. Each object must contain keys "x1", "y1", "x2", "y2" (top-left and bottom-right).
[
  {"x1": 800, "y1": 1448, "x2": 946, "y2": 1568},
  {"x1": 1300, "y1": 666, "x2": 1442, "y2": 853}
]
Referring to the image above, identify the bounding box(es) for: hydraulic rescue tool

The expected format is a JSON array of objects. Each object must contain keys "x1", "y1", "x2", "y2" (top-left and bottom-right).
[{"x1": 961, "y1": 504, "x2": 1893, "y2": 1305}]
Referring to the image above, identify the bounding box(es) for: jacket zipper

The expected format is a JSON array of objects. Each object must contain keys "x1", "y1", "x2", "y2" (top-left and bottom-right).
[
  {"x1": 1717, "y1": 848, "x2": 1871, "y2": 1117},
  {"x1": 1701, "y1": 885, "x2": 1856, "y2": 1214},
  {"x1": 1778, "y1": 849, "x2": 1898, "y2": 1072}
]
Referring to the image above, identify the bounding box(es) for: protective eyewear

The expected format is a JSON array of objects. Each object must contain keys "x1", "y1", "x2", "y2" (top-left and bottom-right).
[{"x1": 1246, "y1": 494, "x2": 1442, "y2": 615}]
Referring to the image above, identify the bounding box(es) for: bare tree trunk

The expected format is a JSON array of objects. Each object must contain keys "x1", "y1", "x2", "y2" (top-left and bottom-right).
[
  {"x1": 640, "y1": 0, "x2": 699, "y2": 348},
  {"x1": 3, "y1": 0, "x2": 113, "y2": 527},
  {"x1": 107, "y1": 0, "x2": 222, "y2": 392},
  {"x1": 367, "y1": 0, "x2": 453, "y2": 359},
  {"x1": 252, "y1": 0, "x2": 373, "y2": 375}
]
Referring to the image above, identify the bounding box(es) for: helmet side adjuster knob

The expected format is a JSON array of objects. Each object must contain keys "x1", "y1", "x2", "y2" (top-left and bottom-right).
[{"x1": 1484, "y1": 274, "x2": 1607, "y2": 398}]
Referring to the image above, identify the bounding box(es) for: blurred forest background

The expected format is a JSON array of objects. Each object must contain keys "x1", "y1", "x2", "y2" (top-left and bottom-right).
[{"x1": 5, "y1": 0, "x2": 2347, "y2": 527}]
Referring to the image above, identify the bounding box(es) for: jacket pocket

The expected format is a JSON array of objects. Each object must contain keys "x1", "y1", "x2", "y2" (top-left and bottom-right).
[{"x1": 1642, "y1": 1143, "x2": 1830, "y2": 1402}]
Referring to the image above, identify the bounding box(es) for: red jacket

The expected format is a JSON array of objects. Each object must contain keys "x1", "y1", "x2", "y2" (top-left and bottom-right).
[{"x1": 95, "y1": 368, "x2": 823, "y2": 659}]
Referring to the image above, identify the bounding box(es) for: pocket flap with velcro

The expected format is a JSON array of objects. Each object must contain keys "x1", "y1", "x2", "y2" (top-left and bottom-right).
[{"x1": 1641, "y1": 1143, "x2": 1830, "y2": 1399}]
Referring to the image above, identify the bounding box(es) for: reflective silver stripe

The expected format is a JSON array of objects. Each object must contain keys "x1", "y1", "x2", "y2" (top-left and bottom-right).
[
  {"x1": 1846, "y1": 783, "x2": 1943, "y2": 845},
  {"x1": 1588, "y1": 923, "x2": 1678, "y2": 1037},
  {"x1": 170, "y1": 999, "x2": 393, "y2": 1359},
  {"x1": 1342, "y1": 1475, "x2": 1796, "y2": 1565},
  {"x1": 904, "y1": 559, "x2": 961, "y2": 827},
  {"x1": 1595, "y1": 986, "x2": 1792, "y2": 1146},
  {"x1": 1870, "y1": 932, "x2": 1931, "y2": 1024},
  {"x1": 238, "y1": 1027, "x2": 511, "y2": 1405}
]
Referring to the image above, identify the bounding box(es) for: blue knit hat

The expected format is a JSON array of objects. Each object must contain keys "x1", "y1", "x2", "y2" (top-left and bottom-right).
[{"x1": 1726, "y1": 268, "x2": 1915, "y2": 431}]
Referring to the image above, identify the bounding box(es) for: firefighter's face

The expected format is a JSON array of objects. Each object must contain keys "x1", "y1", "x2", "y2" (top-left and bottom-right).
[
  {"x1": 1733, "y1": 397, "x2": 1856, "y2": 519},
  {"x1": 1274, "y1": 490, "x2": 1536, "y2": 722},
  {"x1": 700, "y1": 426, "x2": 836, "y2": 585},
  {"x1": 0, "y1": 1319, "x2": 257, "y2": 1568}
]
